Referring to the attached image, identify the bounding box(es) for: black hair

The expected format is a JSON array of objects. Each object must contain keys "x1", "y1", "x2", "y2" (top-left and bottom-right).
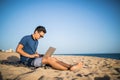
[{"x1": 34, "y1": 26, "x2": 47, "y2": 33}]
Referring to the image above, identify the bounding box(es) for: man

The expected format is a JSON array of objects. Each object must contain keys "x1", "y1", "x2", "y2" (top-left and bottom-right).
[{"x1": 16, "y1": 26, "x2": 82, "y2": 71}]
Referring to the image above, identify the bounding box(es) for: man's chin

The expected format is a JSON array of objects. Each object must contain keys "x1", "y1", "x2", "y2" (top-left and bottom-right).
[{"x1": 37, "y1": 38, "x2": 40, "y2": 40}]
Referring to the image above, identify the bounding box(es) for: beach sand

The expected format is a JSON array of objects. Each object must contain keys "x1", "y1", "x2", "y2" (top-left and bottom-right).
[{"x1": 0, "y1": 52, "x2": 120, "y2": 80}]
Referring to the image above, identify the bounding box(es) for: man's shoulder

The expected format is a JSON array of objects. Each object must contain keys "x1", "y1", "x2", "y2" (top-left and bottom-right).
[
  {"x1": 22, "y1": 35, "x2": 31, "y2": 39},
  {"x1": 20, "y1": 35, "x2": 32, "y2": 41}
]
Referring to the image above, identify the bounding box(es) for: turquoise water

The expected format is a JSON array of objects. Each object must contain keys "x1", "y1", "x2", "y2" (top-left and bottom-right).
[{"x1": 54, "y1": 53, "x2": 120, "y2": 60}]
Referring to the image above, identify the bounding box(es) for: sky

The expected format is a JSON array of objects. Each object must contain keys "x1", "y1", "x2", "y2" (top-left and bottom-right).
[{"x1": 0, "y1": 0, "x2": 120, "y2": 54}]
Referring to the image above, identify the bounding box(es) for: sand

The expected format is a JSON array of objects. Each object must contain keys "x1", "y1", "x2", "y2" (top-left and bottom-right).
[{"x1": 0, "y1": 52, "x2": 120, "y2": 80}]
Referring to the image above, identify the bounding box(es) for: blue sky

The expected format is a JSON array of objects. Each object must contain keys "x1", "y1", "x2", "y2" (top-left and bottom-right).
[{"x1": 0, "y1": 0, "x2": 120, "y2": 54}]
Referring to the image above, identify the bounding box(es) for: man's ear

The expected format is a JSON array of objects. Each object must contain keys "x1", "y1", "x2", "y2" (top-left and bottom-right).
[{"x1": 34, "y1": 31, "x2": 38, "y2": 34}]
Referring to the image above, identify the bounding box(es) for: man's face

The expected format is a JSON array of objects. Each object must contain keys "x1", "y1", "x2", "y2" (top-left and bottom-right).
[{"x1": 35, "y1": 31, "x2": 45, "y2": 40}]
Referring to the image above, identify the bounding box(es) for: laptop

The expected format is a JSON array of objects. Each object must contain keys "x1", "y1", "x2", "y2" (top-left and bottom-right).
[{"x1": 43, "y1": 47, "x2": 56, "y2": 57}]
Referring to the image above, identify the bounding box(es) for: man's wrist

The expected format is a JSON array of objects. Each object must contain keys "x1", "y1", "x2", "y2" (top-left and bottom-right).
[{"x1": 29, "y1": 54, "x2": 34, "y2": 58}]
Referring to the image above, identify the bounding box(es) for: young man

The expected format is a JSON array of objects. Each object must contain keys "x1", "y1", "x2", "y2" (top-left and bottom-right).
[{"x1": 16, "y1": 26, "x2": 82, "y2": 71}]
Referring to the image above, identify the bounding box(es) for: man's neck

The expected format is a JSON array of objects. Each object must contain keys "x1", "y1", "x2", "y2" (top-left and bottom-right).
[{"x1": 32, "y1": 34, "x2": 36, "y2": 40}]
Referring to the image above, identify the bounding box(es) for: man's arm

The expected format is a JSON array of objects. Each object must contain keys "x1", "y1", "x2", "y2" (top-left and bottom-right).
[
  {"x1": 35, "y1": 52, "x2": 44, "y2": 57},
  {"x1": 16, "y1": 44, "x2": 39, "y2": 58}
]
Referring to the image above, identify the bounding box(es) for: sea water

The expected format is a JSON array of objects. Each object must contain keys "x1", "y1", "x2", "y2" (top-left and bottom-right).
[{"x1": 54, "y1": 53, "x2": 120, "y2": 60}]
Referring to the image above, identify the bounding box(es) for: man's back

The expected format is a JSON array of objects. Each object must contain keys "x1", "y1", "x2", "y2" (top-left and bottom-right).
[{"x1": 19, "y1": 35, "x2": 38, "y2": 62}]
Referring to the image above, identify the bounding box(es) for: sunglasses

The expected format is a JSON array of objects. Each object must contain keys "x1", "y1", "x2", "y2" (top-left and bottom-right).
[{"x1": 39, "y1": 34, "x2": 44, "y2": 38}]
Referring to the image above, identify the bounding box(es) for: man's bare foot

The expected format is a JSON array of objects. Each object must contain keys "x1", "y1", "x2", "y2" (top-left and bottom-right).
[{"x1": 70, "y1": 62, "x2": 83, "y2": 71}]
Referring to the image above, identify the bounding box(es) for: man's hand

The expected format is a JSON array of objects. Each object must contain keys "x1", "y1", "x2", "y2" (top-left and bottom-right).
[{"x1": 30, "y1": 53, "x2": 40, "y2": 58}]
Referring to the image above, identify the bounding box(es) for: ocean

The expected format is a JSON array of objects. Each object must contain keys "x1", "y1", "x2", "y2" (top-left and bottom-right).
[{"x1": 54, "y1": 53, "x2": 120, "y2": 60}]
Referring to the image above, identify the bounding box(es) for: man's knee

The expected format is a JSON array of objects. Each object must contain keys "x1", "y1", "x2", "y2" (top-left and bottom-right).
[
  {"x1": 49, "y1": 57, "x2": 58, "y2": 62},
  {"x1": 42, "y1": 57, "x2": 52, "y2": 64},
  {"x1": 42, "y1": 57, "x2": 58, "y2": 64},
  {"x1": 42, "y1": 57, "x2": 48, "y2": 64}
]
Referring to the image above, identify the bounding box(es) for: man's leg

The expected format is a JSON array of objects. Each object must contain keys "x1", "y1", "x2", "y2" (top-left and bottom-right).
[
  {"x1": 48, "y1": 57, "x2": 72, "y2": 68},
  {"x1": 42, "y1": 57, "x2": 68, "y2": 70},
  {"x1": 42, "y1": 57, "x2": 83, "y2": 71},
  {"x1": 70, "y1": 62, "x2": 83, "y2": 71},
  {"x1": 56, "y1": 61, "x2": 72, "y2": 68},
  {"x1": 56, "y1": 60, "x2": 83, "y2": 70}
]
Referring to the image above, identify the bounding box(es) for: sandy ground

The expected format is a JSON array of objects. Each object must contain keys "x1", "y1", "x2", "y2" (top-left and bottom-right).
[{"x1": 0, "y1": 52, "x2": 120, "y2": 80}]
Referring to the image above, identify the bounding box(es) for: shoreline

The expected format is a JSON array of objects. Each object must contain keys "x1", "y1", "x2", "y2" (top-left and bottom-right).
[{"x1": 53, "y1": 53, "x2": 120, "y2": 60}]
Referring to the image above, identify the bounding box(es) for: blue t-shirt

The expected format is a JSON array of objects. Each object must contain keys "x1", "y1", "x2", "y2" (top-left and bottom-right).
[{"x1": 19, "y1": 35, "x2": 38, "y2": 62}]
